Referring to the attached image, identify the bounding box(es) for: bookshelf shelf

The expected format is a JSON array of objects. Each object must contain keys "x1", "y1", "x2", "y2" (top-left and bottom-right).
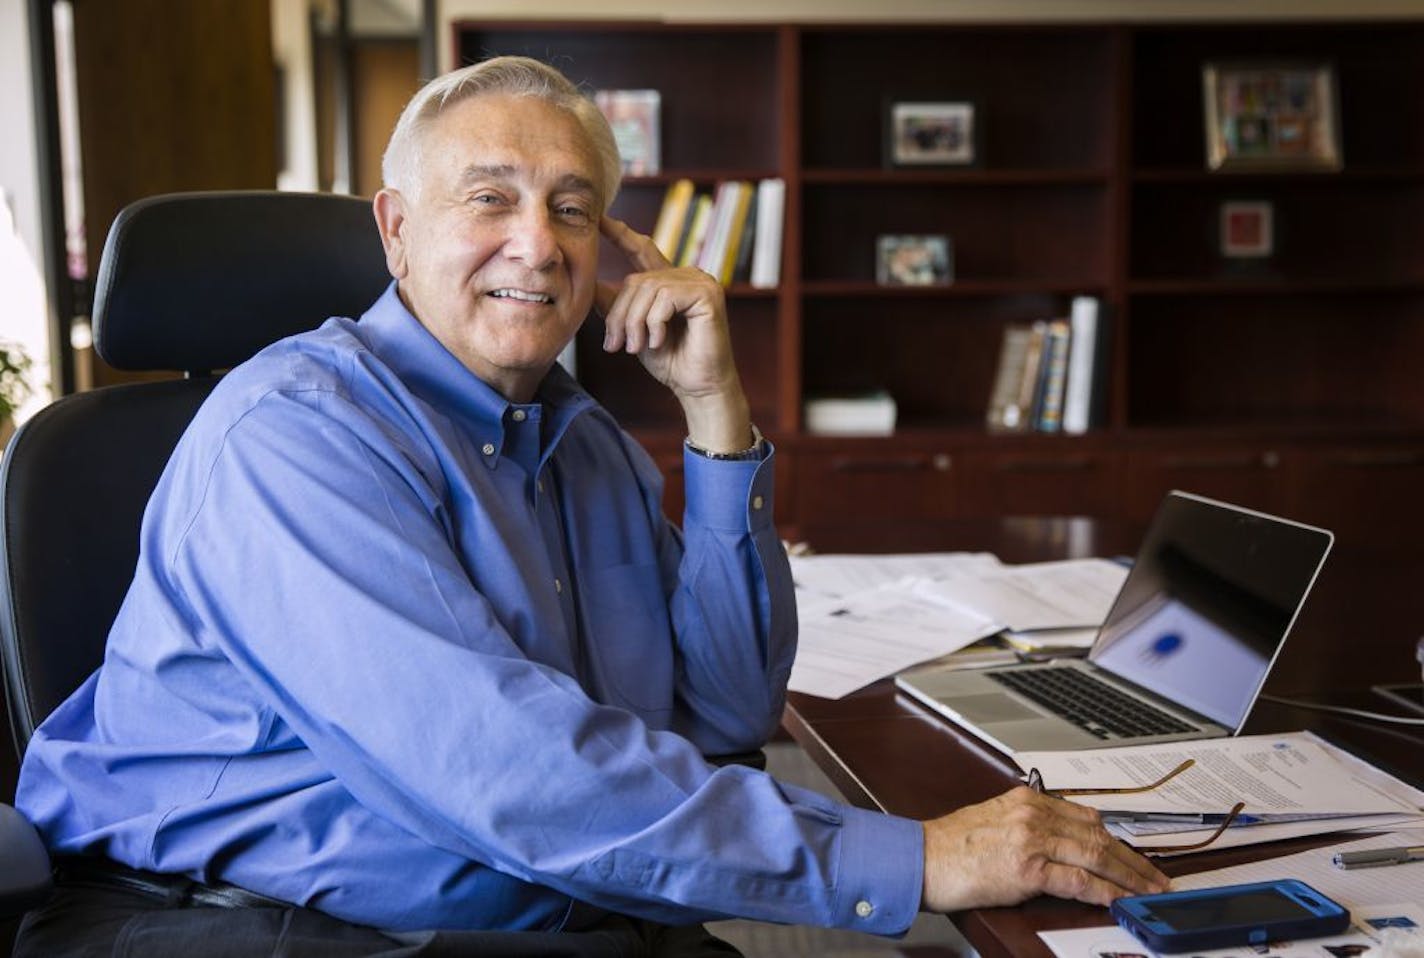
[
  {"x1": 621, "y1": 170, "x2": 782, "y2": 187},
  {"x1": 803, "y1": 281, "x2": 1107, "y2": 297},
  {"x1": 454, "y1": 17, "x2": 1424, "y2": 553},
  {"x1": 1127, "y1": 278, "x2": 1424, "y2": 295},
  {"x1": 1132, "y1": 168, "x2": 1424, "y2": 184},
  {"x1": 802, "y1": 169, "x2": 1111, "y2": 186}
]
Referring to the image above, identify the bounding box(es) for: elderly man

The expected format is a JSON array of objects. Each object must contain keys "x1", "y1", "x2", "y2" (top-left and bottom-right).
[{"x1": 15, "y1": 56, "x2": 1166, "y2": 957}]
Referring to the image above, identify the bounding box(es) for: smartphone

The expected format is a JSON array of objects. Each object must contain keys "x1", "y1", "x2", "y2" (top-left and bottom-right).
[
  {"x1": 1373, "y1": 683, "x2": 1424, "y2": 716},
  {"x1": 1110, "y1": 879, "x2": 1350, "y2": 953}
]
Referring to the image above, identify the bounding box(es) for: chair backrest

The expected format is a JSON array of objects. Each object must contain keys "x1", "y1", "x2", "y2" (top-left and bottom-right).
[{"x1": 0, "y1": 191, "x2": 390, "y2": 755}]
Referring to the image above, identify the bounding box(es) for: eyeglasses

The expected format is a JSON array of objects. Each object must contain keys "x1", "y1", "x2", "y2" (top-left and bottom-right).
[{"x1": 1025, "y1": 758, "x2": 1247, "y2": 854}]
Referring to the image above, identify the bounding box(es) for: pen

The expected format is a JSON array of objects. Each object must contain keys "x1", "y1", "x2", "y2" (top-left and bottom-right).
[
  {"x1": 1333, "y1": 845, "x2": 1424, "y2": 870},
  {"x1": 1100, "y1": 811, "x2": 1262, "y2": 825}
]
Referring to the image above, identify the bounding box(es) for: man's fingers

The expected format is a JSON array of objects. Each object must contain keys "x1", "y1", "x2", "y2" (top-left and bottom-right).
[
  {"x1": 1036, "y1": 862, "x2": 1132, "y2": 908},
  {"x1": 1030, "y1": 793, "x2": 1169, "y2": 895},
  {"x1": 601, "y1": 215, "x2": 671, "y2": 272}
]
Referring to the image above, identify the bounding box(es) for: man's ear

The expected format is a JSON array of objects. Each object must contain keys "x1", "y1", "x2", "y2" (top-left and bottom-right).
[{"x1": 372, "y1": 189, "x2": 409, "y2": 280}]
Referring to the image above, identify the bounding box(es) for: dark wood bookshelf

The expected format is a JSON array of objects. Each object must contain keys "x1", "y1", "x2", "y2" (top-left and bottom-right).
[
  {"x1": 801, "y1": 169, "x2": 1110, "y2": 186},
  {"x1": 453, "y1": 17, "x2": 1424, "y2": 554}
]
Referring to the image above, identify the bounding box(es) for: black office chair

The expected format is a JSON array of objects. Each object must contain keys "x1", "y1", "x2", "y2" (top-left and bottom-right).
[{"x1": 0, "y1": 190, "x2": 391, "y2": 915}]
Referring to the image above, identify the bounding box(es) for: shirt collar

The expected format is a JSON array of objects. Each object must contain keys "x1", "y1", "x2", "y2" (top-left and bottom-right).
[{"x1": 357, "y1": 282, "x2": 597, "y2": 460}]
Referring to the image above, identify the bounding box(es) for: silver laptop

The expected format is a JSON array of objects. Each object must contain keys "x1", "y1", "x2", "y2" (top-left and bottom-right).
[{"x1": 894, "y1": 491, "x2": 1333, "y2": 754}]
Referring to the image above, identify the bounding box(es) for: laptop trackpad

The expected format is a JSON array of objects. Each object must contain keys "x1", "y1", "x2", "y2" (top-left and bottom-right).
[{"x1": 946, "y1": 693, "x2": 1042, "y2": 723}]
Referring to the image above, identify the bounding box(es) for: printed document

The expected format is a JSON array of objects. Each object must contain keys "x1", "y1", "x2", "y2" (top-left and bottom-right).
[
  {"x1": 1039, "y1": 902, "x2": 1424, "y2": 958},
  {"x1": 1014, "y1": 732, "x2": 1423, "y2": 851},
  {"x1": 1174, "y1": 828, "x2": 1424, "y2": 909},
  {"x1": 788, "y1": 551, "x2": 1002, "y2": 600},
  {"x1": 785, "y1": 552, "x2": 1126, "y2": 699},
  {"x1": 788, "y1": 584, "x2": 999, "y2": 699}
]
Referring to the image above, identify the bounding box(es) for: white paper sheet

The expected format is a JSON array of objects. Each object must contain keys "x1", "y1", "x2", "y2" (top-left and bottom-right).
[
  {"x1": 788, "y1": 551, "x2": 1002, "y2": 600},
  {"x1": 1173, "y1": 828, "x2": 1424, "y2": 909},
  {"x1": 1039, "y1": 903, "x2": 1424, "y2": 958},
  {"x1": 911, "y1": 557, "x2": 1127, "y2": 630},
  {"x1": 1014, "y1": 733, "x2": 1419, "y2": 819},
  {"x1": 787, "y1": 583, "x2": 1000, "y2": 699},
  {"x1": 785, "y1": 553, "x2": 1124, "y2": 699}
]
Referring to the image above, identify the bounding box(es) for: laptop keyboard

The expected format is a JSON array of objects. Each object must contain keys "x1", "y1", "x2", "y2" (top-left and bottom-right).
[{"x1": 988, "y1": 667, "x2": 1197, "y2": 740}]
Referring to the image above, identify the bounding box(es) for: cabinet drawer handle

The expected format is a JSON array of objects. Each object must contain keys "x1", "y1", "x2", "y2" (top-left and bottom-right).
[
  {"x1": 1161, "y1": 452, "x2": 1275, "y2": 470},
  {"x1": 1326, "y1": 450, "x2": 1424, "y2": 469},
  {"x1": 829, "y1": 454, "x2": 950, "y2": 473},
  {"x1": 994, "y1": 456, "x2": 1096, "y2": 473}
]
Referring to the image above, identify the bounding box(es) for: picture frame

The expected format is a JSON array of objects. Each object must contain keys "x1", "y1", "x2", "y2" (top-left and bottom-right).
[
  {"x1": 885, "y1": 100, "x2": 978, "y2": 167},
  {"x1": 1202, "y1": 61, "x2": 1342, "y2": 171},
  {"x1": 876, "y1": 234, "x2": 954, "y2": 286},
  {"x1": 1219, "y1": 200, "x2": 1274, "y2": 258},
  {"x1": 594, "y1": 89, "x2": 661, "y2": 176}
]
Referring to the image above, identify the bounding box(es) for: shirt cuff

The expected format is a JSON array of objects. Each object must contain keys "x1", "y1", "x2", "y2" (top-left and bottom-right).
[
  {"x1": 682, "y1": 442, "x2": 777, "y2": 534},
  {"x1": 834, "y1": 807, "x2": 924, "y2": 936}
]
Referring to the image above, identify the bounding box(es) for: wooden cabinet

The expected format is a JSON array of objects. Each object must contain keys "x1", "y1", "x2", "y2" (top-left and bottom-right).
[
  {"x1": 452, "y1": 19, "x2": 1424, "y2": 550},
  {"x1": 795, "y1": 442, "x2": 957, "y2": 522},
  {"x1": 1121, "y1": 440, "x2": 1285, "y2": 521}
]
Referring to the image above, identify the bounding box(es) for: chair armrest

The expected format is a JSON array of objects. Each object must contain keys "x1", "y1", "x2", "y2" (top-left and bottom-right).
[
  {"x1": 706, "y1": 750, "x2": 767, "y2": 771},
  {"x1": 0, "y1": 804, "x2": 52, "y2": 915}
]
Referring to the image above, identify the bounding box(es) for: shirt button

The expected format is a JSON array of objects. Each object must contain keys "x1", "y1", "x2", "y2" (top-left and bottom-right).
[
  {"x1": 855, "y1": 900, "x2": 874, "y2": 919},
  {"x1": 751, "y1": 495, "x2": 764, "y2": 511},
  {"x1": 512, "y1": 409, "x2": 526, "y2": 422},
  {"x1": 482, "y1": 443, "x2": 495, "y2": 456},
  {"x1": 554, "y1": 578, "x2": 563, "y2": 594}
]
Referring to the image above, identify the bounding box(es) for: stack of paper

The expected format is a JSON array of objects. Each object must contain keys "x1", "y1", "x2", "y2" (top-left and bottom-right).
[
  {"x1": 1014, "y1": 731, "x2": 1424, "y2": 855},
  {"x1": 786, "y1": 552, "x2": 1128, "y2": 699}
]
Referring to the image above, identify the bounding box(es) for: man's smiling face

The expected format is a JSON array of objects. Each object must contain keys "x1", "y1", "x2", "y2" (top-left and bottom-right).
[{"x1": 377, "y1": 92, "x2": 604, "y2": 401}]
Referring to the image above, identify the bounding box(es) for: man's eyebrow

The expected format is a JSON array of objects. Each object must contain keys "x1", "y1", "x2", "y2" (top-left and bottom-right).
[
  {"x1": 553, "y1": 173, "x2": 599, "y2": 197},
  {"x1": 459, "y1": 164, "x2": 517, "y2": 183},
  {"x1": 457, "y1": 166, "x2": 598, "y2": 198}
]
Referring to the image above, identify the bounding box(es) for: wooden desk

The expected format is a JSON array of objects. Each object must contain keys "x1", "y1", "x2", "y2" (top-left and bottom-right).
[{"x1": 781, "y1": 517, "x2": 1424, "y2": 958}]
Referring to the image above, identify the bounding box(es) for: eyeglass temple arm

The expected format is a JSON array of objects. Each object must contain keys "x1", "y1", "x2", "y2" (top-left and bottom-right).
[{"x1": 1046, "y1": 758, "x2": 1197, "y2": 797}]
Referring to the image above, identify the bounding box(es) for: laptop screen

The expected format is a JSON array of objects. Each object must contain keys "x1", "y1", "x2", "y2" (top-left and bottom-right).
[{"x1": 1088, "y1": 492, "x2": 1333, "y2": 730}]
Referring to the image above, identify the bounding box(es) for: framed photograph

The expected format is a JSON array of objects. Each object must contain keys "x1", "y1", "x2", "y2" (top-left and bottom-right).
[
  {"x1": 1219, "y1": 200, "x2": 1274, "y2": 258},
  {"x1": 1202, "y1": 61, "x2": 1342, "y2": 171},
  {"x1": 594, "y1": 89, "x2": 661, "y2": 176},
  {"x1": 886, "y1": 101, "x2": 977, "y2": 167},
  {"x1": 876, "y1": 234, "x2": 953, "y2": 286}
]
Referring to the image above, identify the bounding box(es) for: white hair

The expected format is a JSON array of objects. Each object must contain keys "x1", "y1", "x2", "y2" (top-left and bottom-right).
[{"x1": 381, "y1": 55, "x2": 621, "y2": 209}]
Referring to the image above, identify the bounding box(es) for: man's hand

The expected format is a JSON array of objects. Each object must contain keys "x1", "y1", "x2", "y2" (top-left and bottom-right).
[
  {"x1": 921, "y1": 787, "x2": 1170, "y2": 913},
  {"x1": 596, "y1": 216, "x2": 752, "y2": 453}
]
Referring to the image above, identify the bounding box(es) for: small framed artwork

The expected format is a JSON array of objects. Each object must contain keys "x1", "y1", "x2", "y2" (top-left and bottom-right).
[
  {"x1": 1220, "y1": 201, "x2": 1274, "y2": 258},
  {"x1": 876, "y1": 234, "x2": 954, "y2": 286},
  {"x1": 594, "y1": 89, "x2": 661, "y2": 176},
  {"x1": 886, "y1": 101, "x2": 977, "y2": 167},
  {"x1": 1202, "y1": 61, "x2": 1342, "y2": 171}
]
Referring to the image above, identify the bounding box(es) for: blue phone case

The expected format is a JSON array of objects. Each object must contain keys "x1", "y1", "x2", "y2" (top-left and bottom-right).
[{"x1": 1109, "y1": 879, "x2": 1350, "y2": 953}]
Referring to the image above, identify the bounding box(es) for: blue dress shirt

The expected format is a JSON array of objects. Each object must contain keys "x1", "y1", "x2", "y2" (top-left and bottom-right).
[{"x1": 17, "y1": 284, "x2": 923, "y2": 935}]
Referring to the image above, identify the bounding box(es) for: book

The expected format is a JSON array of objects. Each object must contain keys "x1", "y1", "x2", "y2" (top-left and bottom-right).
[
  {"x1": 676, "y1": 194, "x2": 714, "y2": 268},
  {"x1": 594, "y1": 89, "x2": 661, "y2": 176},
  {"x1": 695, "y1": 181, "x2": 741, "y2": 280},
  {"x1": 716, "y1": 182, "x2": 755, "y2": 285},
  {"x1": 804, "y1": 391, "x2": 898, "y2": 436},
  {"x1": 1061, "y1": 296, "x2": 1103, "y2": 435},
  {"x1": 1015, "y1": 321, "x2": 1049, "y2": 432},
  {"x1": 730, "y1": 187, "x2": 759, "y2": 284},
  {"x1": 650, "y1": 178, "x2": 695, "y2": 261},
  {"x1": 985, "y1": 323, "x2": 1035, "y2": 433},
  {"x1": 1035, "y1": 318, "x2": 1071, "y2": 432},
  {"x1": 749, "y1": 178, "x2": 786, "y2": 289}
]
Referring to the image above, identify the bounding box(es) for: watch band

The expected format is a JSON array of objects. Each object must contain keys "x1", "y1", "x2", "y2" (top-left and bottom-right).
[{"x1": 684, "y1": 423, "x2": 765, "y2": 461}]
